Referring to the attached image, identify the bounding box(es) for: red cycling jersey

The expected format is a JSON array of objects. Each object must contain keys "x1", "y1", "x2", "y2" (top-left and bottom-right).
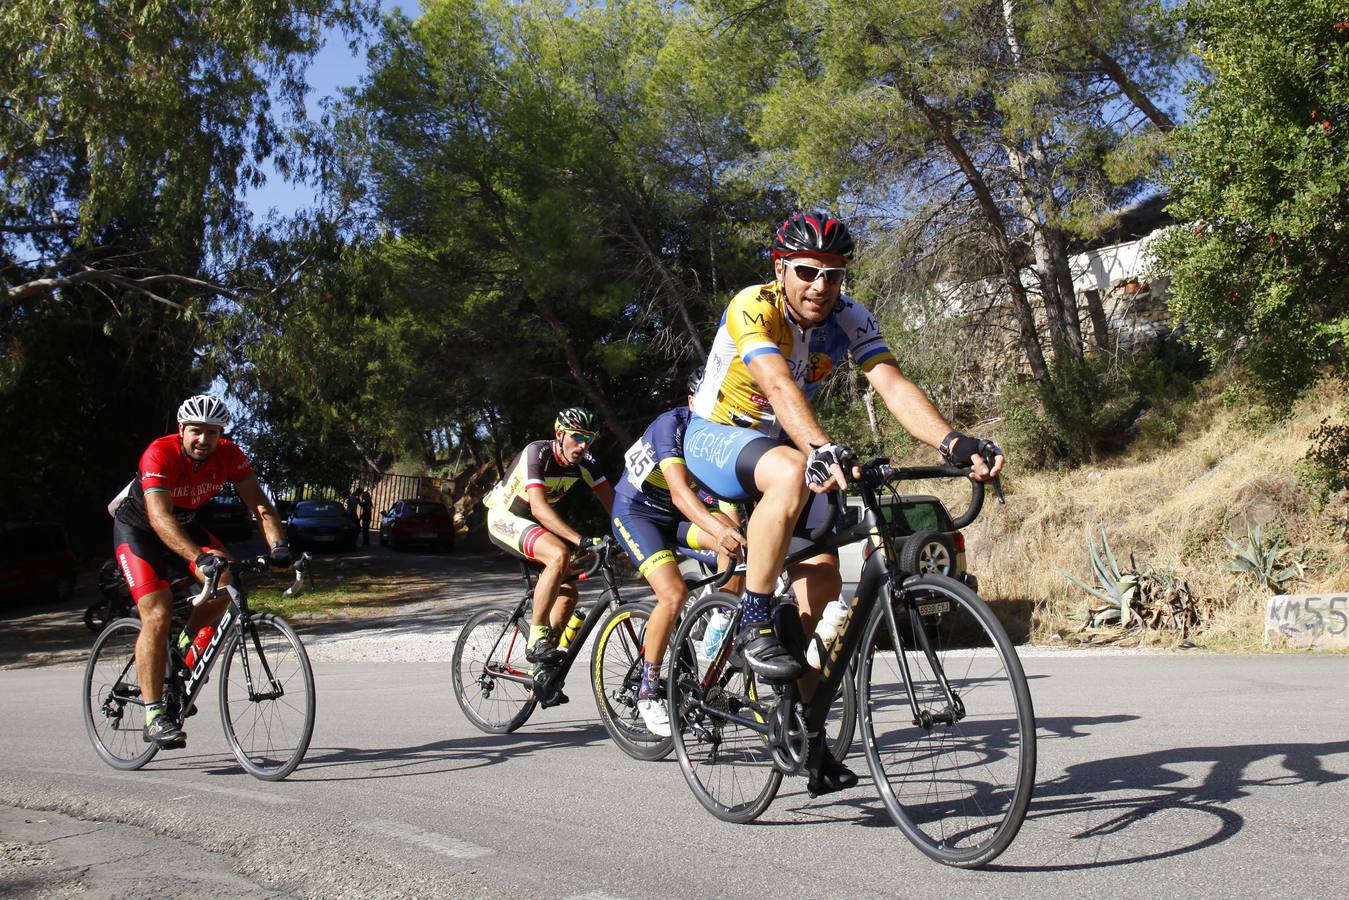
[{"x1": 114, "y1": 434, "x2": 255, "y2": 529}]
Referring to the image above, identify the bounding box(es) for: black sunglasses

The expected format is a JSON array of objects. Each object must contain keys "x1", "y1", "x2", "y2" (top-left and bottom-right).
[{"x1": 782, "y1": 260, "x2": 846, "y2": 286}]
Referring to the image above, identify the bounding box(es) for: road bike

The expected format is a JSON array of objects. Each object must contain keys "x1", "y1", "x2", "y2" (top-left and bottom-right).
[
  {"x1": 82, "y1": 555, "x2": 316, "y2": 781},
  {"x1": 452, "y1": 538, "x2": 631, "y2": 734},
  {"x1": 668, "y1": 456, "x2": 1036, "y2": 867}
]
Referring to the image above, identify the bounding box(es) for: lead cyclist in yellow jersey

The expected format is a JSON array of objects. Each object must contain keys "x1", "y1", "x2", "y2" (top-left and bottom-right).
[{"x1": 682, "y1": 211, "x2": 1004, "y2": 796}]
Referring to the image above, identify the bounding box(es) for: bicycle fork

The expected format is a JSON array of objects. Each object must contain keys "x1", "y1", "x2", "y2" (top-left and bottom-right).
[{"x1": 882, "y1": 580, "x2": 965, "y2": 729}]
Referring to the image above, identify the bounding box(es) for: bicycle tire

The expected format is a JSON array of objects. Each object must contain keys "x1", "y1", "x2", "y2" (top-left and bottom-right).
[
  {"x1": 590, "y1": 601, "x2": 677, "y2": 761},
  {"x1": 83, "y1": 617, "x2": 159, "y2": 770},
  {"x1": 859, "y1": 574, "x2": 1036, "y2": 867},
  {"x1": 452, "y1": 607, "x2": 538, "y2": 734},
  {"x1": 669, "y1": 592, "x2": 781, "y2": 823},
  {"x1": 219, "y1": 614, "x2": 316, "y2": 781},
  {"x1": 828, "y1": 664, "x2": 858, "y2": 764}
]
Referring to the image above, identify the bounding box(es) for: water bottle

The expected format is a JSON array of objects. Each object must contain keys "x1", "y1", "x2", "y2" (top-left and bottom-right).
[
  {"x1": 183, "y1": 625, "x2": 215, "y2": 669},
  {"x1": 558, "y1": 610, "x2": 585, "y2": 650},
  {"x1": 805, "y1": 599, "x2": 850, "y2": 670},
  {"x1": 702, "y1": 608, "x2": 731, "y2": 659}
]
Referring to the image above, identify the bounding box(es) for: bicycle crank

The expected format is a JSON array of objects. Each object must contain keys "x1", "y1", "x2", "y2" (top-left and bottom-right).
[{"x1": 768, "y1": 699, "x2": 809, "y2": 775}]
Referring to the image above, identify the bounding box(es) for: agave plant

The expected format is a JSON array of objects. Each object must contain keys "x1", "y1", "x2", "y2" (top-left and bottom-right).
[
  {"x1": 1225, "y1": 523, "x2": 1299, "y2": 592},
  {"x1": 1060, "y1": 526, "x2": 1138, "y2": 628}
]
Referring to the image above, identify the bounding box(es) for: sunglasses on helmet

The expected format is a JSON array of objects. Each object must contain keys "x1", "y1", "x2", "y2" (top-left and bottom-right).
[{"x1": 782, "y1": 259, "x2": 846, "y2": 286}]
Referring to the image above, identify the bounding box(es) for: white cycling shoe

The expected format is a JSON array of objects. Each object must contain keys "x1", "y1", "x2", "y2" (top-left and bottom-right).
[{"x1": 636, "y1": 698, "x2": 672, "y2": 737}]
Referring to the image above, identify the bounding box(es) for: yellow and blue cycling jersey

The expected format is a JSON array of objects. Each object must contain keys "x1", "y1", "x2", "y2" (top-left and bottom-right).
[{"x1": 689, "y1": 281, "x2": 895, "y2": 438}]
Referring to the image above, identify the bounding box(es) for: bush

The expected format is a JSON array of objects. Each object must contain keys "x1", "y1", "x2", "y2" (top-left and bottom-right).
[{"x1": 1297, "y1": 415, "x2": 1349, "y2": 510}]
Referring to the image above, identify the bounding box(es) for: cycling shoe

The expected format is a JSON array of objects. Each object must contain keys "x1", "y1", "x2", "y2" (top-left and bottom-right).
[
  {"x1": 735, "y1": 623, "x2": 802, "y2": 681},
  {"x1": 807, "y1": 753, "x2": 859, "y2": 798}
]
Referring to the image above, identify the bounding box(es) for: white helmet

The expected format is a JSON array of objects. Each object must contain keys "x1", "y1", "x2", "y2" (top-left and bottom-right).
[{"x1": 177, "y1": 394, "x2": 230, "y2": 426}]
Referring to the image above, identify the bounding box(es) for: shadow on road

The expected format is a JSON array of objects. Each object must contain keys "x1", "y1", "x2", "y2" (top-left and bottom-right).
[{"x1": 261, "y1": 721, "x2": 614, "y2": 782}]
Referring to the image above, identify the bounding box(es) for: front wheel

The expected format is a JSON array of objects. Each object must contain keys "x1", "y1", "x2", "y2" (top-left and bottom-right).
[
  {"x1": 669, "y1": 592, "x2": 781, "y2": 823},
  {"x1": 452, "y1": 607, "x2": 538, "y2": 733},
  {"x1": 83, "y1": 617, "x2": 159, "y2": 770},
  {"x1": 590, "y1": 601, "x2": 675, "y2": 761},
  {"x1": 219, "y1": 614, "x2": 316, "y2": 781},
  {"x1": 859, "y1": 574, "x2": 1036, "y2": 868}
]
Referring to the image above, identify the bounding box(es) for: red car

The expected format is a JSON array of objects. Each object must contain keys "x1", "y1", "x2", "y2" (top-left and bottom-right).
[
  {"x1": 378, "y1": 499, "x2": 455, "y2": 552},
  {"x1": 0, "y1": 521, "x2": 78, "y2": 604}
]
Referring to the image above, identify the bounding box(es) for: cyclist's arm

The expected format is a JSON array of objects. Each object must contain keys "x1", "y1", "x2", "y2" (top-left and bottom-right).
[
  {"x1": 744, "y1": 352, "x2": 831, "y2": 451},
  {"x1": 591, "y1": 480, "x2": 615, "y2": 516},
  {"x1": 865, "y1": 360, "x2": 1002, "y2": 479},
  {"x1": 527, "y1": 486, "x2": 584, "y2": 547},
  {"x1": 235, "y1": 475, "x2": 288, "y2": 549},
  {"x1": 664, "y1": 461, "x2": 743, "y2": 553},
  {"x1": 145, "y1": 491, "x2": 224, "y2": 563}
]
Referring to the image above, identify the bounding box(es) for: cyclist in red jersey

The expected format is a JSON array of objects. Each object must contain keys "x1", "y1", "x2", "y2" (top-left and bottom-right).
[{"x1": 110, "y1": 395, "x2": 292, "y2": 749}]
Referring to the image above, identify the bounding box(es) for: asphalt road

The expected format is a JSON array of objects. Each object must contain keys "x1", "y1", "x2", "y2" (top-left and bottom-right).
[{"x1": 3, "y1": 631, "x2": 1347, "y2": 897}]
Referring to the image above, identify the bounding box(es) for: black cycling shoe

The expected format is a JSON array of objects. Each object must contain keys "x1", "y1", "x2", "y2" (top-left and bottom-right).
[
  {"x1": 143, "y1": 717, "x2": 187, "y2": 750},
  {"x1": 807, "y1": 753, "x2": 859, "y2": 798},
  {"x1": 538, "y1": 687, "x2": 570, "y2": 709},
  {"x1": 735, "y1": 623, "x2": 803, "y2": 681},
  {"x1": 524, "y1": 633, "x2": 566, "y2": 665}
]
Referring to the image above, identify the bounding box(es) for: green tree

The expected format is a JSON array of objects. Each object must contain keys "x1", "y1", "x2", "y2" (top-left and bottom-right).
[{"x1": 1153, "y1": 0, "x2": 1349, "y2": 403}]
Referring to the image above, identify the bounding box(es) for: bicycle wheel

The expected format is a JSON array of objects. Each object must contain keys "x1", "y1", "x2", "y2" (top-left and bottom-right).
[
  {"x1": 590, "y1": 601, "x2": 675, "y2": 761},
  {"x1": 83, "y1": 617, "x2": 159, "y2": 770},
  {"x1": 452, "y1": 607, "x2": 538, "y2": 734},
  {"x1": 669, "y1": 592, "x2": 781, "y2": 823},
  {"x1": 859, "y1": 574, "x2": 1036, "y2": 867},
  {"x1": 219, "y1": 614, "x2": 316, "y2": 781}
]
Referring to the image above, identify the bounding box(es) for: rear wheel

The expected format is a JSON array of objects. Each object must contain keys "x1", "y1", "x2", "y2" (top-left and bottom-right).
[
  {"x1": 669, "y1": 592, "x2": 781, "y2": 823},
  {"x1": 83, "y1": 618, "x2": 159, "y2": 770},
  {"x1": 859, "y1": 574, "x2": 1035, "y2": 867},
  {"x1": 453, "y1": 607, "x2": 538, "y2": 733},
  {"x1": 590, "y1": 602, "x2": 675, "y2": 761},
  {"x1": 219, "y1": 614, "x2": 316, "y2": 781}
]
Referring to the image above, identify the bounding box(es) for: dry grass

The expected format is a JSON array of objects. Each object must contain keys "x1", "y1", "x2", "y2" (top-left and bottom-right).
[{"x1": 941, "y1": 377, "x2": 1349, "y2": 651}]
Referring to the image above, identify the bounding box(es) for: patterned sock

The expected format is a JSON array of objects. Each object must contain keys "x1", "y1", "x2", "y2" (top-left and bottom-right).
[
  {"x1": 741, "y1": 590, "x2": 772, "y2": 626},
  {"x1": 145, "y1": 700, "x2": 165, "y2": 727},
  {"x1": 637, "y1": 661, "x2": 661, "y2": 701},
  {"x1": 177, "y1": 629, "x2": 192, "y2": 650},
  {"x1": 527, "y1": 624, "x2": 550, "y2": 649}
]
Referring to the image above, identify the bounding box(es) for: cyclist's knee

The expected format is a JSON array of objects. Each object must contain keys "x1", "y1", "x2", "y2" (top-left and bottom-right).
[{"x1": 136, "y1": 589, "x2": 174, "y2": 632}]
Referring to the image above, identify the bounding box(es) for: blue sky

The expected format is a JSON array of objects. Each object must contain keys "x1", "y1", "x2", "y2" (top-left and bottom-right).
[{"x1": 243, "y1": 1, "x2": 414, "y2": 220}]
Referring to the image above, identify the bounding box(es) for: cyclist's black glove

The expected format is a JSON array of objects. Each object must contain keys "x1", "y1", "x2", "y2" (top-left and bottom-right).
[
  {"x1": 805, "y1": 443, "x2": 855, "y2": 489},
  {"x1": 269, "y1": 547, "x2": 293, "y2": 570},
  {"x1": 940, "y1": 431, "x2": 1002, "y2": 468},
  {"x1": 194, "y1": 553, "x2": 227, "y2": 579}
]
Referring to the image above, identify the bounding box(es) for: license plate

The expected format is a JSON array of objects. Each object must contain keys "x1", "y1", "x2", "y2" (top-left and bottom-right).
[
  {"x1": 415, "y1": 532, "x2": 437, "y2": 540},
  {"x1": 917, "y1": 601, "x2": 951, "y2": 617}
]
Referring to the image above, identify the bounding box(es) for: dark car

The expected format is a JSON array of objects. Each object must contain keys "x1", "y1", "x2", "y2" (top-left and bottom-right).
[
  {"x1": 196, "y1": 490, "x2": 254, "y2": 542},
  {"x1": 0, "y1": 521, "x2": 78, "y2": 604},
  {"x1": 286, "y1": 499, "x2": 360, "y2": 552},
  {"x1": 379, "y1": 499, "x2": 454, "y2": 552}
]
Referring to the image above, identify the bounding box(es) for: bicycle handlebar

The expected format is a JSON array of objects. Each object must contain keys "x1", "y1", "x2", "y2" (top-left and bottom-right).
[
  {"x1": 572, "y1": 538, "x2": 614, "y2": 582},
  {"x1": 861, "y1": 448, "x2": 1000, "y2": 530},
  {"x1": 190, "y1": 553, "x2": 311, "y2": 607}
]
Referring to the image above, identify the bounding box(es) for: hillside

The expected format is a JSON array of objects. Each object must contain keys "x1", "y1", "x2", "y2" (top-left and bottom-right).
[{"x1": 945, "y1": 376, "x2": 1349, "y2": 651}]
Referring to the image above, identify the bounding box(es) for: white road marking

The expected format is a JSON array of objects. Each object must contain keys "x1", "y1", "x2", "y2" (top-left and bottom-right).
[{"x1": 360, "y1": 818, "x2": 493, "y2": 860}]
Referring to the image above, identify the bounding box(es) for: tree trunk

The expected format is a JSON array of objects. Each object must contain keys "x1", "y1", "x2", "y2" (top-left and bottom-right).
[
  {"x1": 1083, "y1": 288, "x2": 1112, "y2": 352},
  {"x1": 905, "y1": 88, "x2": 1051, "y2": 388},
  {"x1": 619, "y1": 207, "x2": 706, "y2": 360},
  {"x1": 1086, "y1": 43, "x2": 1176, "y2": 132}
]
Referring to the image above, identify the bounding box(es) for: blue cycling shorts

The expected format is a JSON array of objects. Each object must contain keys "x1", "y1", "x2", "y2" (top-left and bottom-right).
[{"x1": 683, "y1": 415, "x2": 780, "y2": 501}]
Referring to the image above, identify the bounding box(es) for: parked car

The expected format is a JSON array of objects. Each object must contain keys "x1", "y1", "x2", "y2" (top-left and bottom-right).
[
  {"x1": 838, "y1": 493, "x2": 976, "y2": 598},
  {"x1": 286, "y1": 499, "x2": 360, "y2": 552},
  {"x1": 0, "y1": 521, "x2": 78, "y2": 604},
  {"x1": 196, "y1": 489, "x2": 254, "y2": 542},
  {"x1": 379, "y1": 499, "x2": 454, "y2": 552}
]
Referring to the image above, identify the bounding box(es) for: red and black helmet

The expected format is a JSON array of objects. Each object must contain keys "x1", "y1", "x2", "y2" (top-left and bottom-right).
[{"x1": 771, "y1": 211, "x2": 854, "y2": 262}]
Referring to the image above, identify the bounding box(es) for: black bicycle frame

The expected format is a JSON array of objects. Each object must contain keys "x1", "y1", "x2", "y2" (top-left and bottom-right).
[{"x1": 485, "y1": 550, "x2": 629, "y2": 689}]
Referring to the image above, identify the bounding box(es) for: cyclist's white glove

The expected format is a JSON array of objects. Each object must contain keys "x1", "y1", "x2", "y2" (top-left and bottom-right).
[{"x1": 805, "y1": 443, "x2": 854, "y2": 489}]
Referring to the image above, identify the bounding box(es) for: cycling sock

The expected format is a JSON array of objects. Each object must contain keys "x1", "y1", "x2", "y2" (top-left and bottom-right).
[
  {"x1": 145, "y1": 701, "x2": 165, "y2": 727},
  {"x1": 176, "y1": 629, "x2": 192, "y2": 650},
  {"x1": 741, "y1": 590, "x2": 772, "y2": 626},
  {"x1": 637, "y1": 661, "x2": 661, "y2": 701},
  {"x1": 527, "y1": 624, "x2": 550, "y2": 649}
]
